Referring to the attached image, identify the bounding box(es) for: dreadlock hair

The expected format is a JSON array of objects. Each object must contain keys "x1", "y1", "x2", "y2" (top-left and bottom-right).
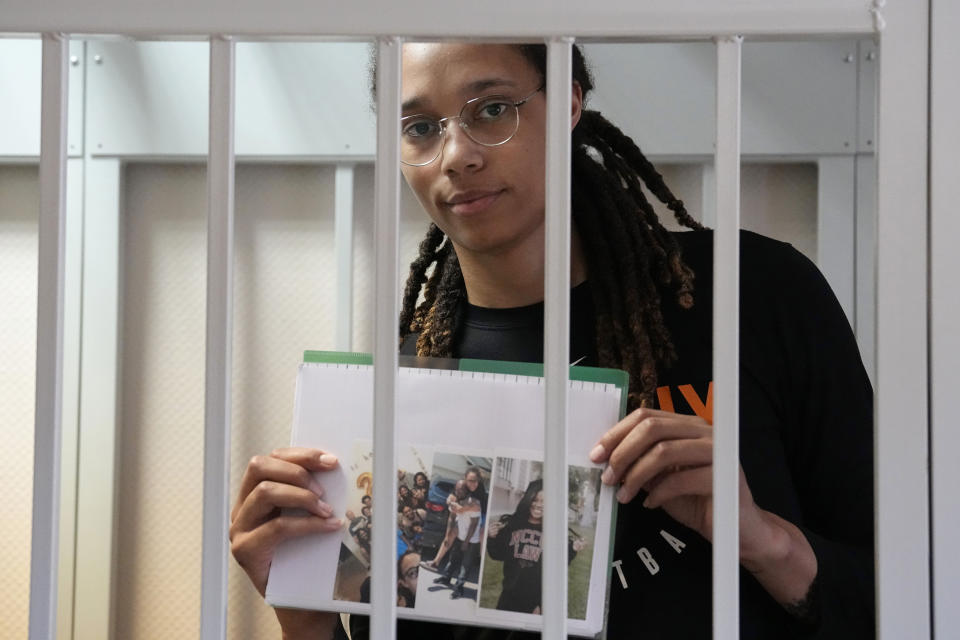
[{"x1": 395, "y1": 44, "x2": 703, "y2": 411}]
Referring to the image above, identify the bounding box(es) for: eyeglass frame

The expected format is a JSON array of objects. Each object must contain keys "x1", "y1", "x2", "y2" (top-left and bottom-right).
[{"x1": 399, "y1": 84, "x2": 545, "y2": 167}]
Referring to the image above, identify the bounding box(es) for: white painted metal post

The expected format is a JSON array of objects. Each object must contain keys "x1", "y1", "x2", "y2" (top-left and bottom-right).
[
  {"x1": 931, "y1": 1, "x2": 960, "y2": 637},
  {"x1": 29, "y1": 32, "x2": 69, "y2": 640},
  {"x1": 73, "y1": 158, "x2": 122, "y2": 640},
  {"x1": 712, "y1": 35, "x2": 742, "y2": 640},
  {"x1": 370, "y1": 36, "x2": 402, "y2": 640},
  {"x1": 200, "y1": 36, "x2": 235, "y2": 640},
  {"x1": 874, "y1": 2, "x2": 930, "y2": 636},
  {"x1": 335, "y1": 163, "x2": 355, "y2": 351},
  {"x1": 930, "y1": 4, "x2": 960, "y2": 640},
  {"x1": 542, "y1": 36, "x2": 573, "y2": 639}
]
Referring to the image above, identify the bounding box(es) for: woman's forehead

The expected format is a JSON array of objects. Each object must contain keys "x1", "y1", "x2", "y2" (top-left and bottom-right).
[{"x1": 401, "y1": 43, "x2": 537, "y2": 107}]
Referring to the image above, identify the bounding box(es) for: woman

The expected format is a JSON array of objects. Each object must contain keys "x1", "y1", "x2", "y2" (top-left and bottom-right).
[
  {"x1": 486, "y1": 478, "x2": 584, "y2": 614},
  {"x1": 229, "y1": 42, "x2": 873, "y2": 639}
]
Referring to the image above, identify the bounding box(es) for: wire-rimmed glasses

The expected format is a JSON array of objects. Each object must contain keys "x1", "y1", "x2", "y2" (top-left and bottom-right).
[{"x1": 400, "y1": 85, "x2": 543, "y2": 166}]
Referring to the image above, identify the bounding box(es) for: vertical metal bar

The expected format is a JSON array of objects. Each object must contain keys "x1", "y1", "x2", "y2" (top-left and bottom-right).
[
  {"x1": 29, "y1": 32, "x2": 69, "y2": 640},
  {"x1": 200, "y1": 36, "x2": 235, "y2": 640},
  {"x1": 931, "y1": 0, "x2": 960, "y2": 635},
  {"x1": 542, "y1": 36, "x2": 572, "y2": 639},
  {"x1": 874, "y1": 1, "x2": 930, "y2": 636},
  {"x1": 370, "y1": 36, "x2": 401, "y2": 640},
  {"x1": 712, "y1": 35, "x2": 742, "y2": 640},
  {"x1": 334, "y1": 163, "x2": 355, "y2": 351}
]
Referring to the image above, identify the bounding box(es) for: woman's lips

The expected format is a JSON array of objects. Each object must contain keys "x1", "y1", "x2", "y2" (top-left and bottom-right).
[{"x1": 446, "y1": 190, "x2": 502, "y2": 215}]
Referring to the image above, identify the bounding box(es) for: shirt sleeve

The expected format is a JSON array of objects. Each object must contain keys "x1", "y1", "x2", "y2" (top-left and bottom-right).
[{"x1": 749, "y1": 238, "x2": 875, "y2": 638}]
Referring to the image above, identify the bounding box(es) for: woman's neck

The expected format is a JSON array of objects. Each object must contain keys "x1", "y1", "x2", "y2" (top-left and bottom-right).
[{"x1": 456, "y1": 231, "x2": 588, "y2": 308}]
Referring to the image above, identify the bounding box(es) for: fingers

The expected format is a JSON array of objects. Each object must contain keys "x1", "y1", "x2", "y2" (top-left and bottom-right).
[
  {"x1": 642, "y1": 465, "x2": 713, "y2": 508},
  {"x1": 231, "y1": 481, "x2": 335, "y2": 535},
  {"x1": 590, "y1": 408, "x2": 709, "y2": 465},
  {"x1": 614, "y1": 438, "x2": 713, "y2": 503},
  {"x1": 230, "y1": 512, "x2": 343, "y2": 595},
  {"x1": 232, "y1": 449, "x2": 337, "y2": 521}
]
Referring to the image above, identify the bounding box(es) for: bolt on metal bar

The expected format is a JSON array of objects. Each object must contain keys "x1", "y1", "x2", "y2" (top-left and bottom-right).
[
  {"x1": 29, "y1": 32, "x2": 69, "y2": 640},
  {"x1": 370, "y1": 36, "x2": 402, "y2": 640},
  {"x1": 712, "y1": 35, "x2": 742, "y2": 640},
  {"x1": 542, "y1": 36, "x2": 573, "y2": 639},
  {"x1": 200, "y1": 36, "x2": 236, "y2": 640}
]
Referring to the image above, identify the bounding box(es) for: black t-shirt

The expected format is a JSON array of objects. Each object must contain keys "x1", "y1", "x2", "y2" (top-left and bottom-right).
[{"x1": 345, "y1": 230, "x2": 875, "y2": 639}]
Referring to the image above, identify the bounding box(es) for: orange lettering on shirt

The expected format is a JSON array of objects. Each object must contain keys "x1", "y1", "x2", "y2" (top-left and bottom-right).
[
  {"x1": 656, "y1": 386, "x2": 675, "y2": 413},
  {"x1": 677, "y1": 383, "x2": 713, "y2": 425}
]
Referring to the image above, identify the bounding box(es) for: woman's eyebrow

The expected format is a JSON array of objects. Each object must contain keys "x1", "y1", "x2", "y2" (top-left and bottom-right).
[{"x1": 401, "y1": 78, "x2": 520, "y2": 114}]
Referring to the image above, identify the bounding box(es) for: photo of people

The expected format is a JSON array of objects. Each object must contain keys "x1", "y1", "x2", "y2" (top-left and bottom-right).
[
  {"x1": 414, "y1": 451, "x2": 492, "y2": 615},
  {"x1": 478, "y1": 457, "x2": 602, "y2": 619},
  {"x1": 333, "y1": 441, "x2": 432, "y2": 607}
]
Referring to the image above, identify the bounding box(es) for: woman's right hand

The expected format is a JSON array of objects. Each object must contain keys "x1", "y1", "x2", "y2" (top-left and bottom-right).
[
  {"x1": 230, "y1": 447, "x2": 344, "y2": 638},
  {"x1": 488, "y1": 520, "x2": 504, "y2": 538}
]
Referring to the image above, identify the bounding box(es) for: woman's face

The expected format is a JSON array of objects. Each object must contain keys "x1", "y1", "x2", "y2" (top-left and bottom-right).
[
  {"x1": 529, "y1": 490, "x2": 544, "y2": 523},
  {"x1": 465, "y1": 470, "x2": 480, "y2": 493},
  {"x1": 400, "y1": 44, "x2": 580, "y2": 263}
]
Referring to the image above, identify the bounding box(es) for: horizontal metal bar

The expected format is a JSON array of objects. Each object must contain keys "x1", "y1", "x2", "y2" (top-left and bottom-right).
[{"x1": 1, "y1": 0, "x2": 875, "y2": 38}]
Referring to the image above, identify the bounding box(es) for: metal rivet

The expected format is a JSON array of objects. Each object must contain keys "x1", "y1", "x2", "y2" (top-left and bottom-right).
[
  {"x1": 70, "y1": 55, "x2": 79, "y2": 66},
  {"x1": 94, "y1": 55, "x2": 103, "y2": 64},
  {"x1": 844, "y1": 53, "x2": 854, "y2": 63},
  {"x1": 867, "y1": 51, "x2": 876, "y2": 61}
]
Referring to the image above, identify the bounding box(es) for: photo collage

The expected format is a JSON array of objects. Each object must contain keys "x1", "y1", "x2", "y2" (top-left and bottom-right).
[{"x1": 332, "y1": 441, "x2": 603, "y2": 621}]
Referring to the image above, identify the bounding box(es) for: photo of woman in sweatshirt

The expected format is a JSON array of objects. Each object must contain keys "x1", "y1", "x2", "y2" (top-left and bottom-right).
[{"x1": 483, "y1": 478, "x2": 585, "y2": 614}]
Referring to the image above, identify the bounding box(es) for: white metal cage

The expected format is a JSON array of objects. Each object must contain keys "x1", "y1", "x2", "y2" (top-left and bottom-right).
[{"x1": 1, "y1": 0, "x2": 955, "y2": 638}]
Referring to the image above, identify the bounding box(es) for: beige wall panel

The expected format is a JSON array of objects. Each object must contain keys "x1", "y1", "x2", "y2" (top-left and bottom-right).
[
  {"x1": 351, "y1": 164, "x2": 432, "y2": 353},
  {"x1": 741, "y1": 163, "x2": 817, "y2": 261},
  {"x1": 0, "y1": 165, "x2": 38, "y2": 640},
  {"x1": 117, "y1": 163, "x2": 207, "y2": 640},
  {"x1": 227, "y1": 163, "x2": 341, "y2": 638},
  {"x1": 654, "y1": 163, "x2": 817, "y2": 262}
]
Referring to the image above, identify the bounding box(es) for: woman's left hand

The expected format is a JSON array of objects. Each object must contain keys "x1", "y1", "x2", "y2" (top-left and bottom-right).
[{"x1": 590, "y1": 408, "x2": 818, "y2": 607}]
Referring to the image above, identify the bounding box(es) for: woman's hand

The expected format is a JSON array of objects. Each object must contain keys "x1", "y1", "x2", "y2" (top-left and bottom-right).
[
  {"x1": 590, "y1": 408, "x2": 817, "y2": 608},
  {"x1": 230, "y1": 447, "x2": 344, "y2": 639},
  {"x1": 488, "y1": 520, "x2": 504, "y2": 538}
]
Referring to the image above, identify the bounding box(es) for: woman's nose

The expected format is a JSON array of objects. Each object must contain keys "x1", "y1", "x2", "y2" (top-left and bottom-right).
[{"x1": 439, "y1": 120, "x2": 484, "y2": 174}]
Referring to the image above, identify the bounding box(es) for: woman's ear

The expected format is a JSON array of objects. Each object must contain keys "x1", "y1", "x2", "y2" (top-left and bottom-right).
[{"x1": 571, "y1": 81, "x2": 584, "y2": 130}]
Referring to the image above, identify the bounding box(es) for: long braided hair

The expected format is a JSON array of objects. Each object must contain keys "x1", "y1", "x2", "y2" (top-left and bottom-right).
[{"x1": 396, "y1": 45, "x2": 703, "y2": 410}]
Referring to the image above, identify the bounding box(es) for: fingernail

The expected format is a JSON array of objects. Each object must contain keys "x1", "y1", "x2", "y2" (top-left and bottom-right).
[
  {"x1": 601, "y1": 467, "x2": 615, "y2": 485},
  {"x1": 642, "y1": 496, "x2": 651, "y2": 508},
  {"x1": 616, "y1": 486, "x2": 629, "y2": 503},
  {"x1": 589, "y1": 444, "x2": 605, "y2": 463},
  {"x1": 318, "y1": 500, "x2": 333, "y2": 517},
  {"x1": 328, "y1": 518, "x2": 343, "y2": 528},
  {"x1": 320, "y1": 453, "x2": 338, "y2": 466},
  {"x1": 309, "y1": 479, "x2": 325, "y2": 497}
]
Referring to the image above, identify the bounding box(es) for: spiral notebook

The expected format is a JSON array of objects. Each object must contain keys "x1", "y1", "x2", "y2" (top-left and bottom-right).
[{"x1": 265, "y1": 351, "x2": 628, "y2": 637}]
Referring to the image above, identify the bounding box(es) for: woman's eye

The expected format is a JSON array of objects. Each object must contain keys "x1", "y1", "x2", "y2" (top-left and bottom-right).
[
  {"x1": 402, "y1": 119, "x2": 438, "y2": 139},
  {"x1": 475, "y1": 101, "x2": 509, "y2": 120}
]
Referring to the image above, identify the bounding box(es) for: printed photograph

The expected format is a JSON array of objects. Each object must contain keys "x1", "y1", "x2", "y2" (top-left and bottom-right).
[
  {"x1": 414, "y1": 451, "x2": 493, "y2": 616},
  {"x1": 478, "y1": 458, "x2": 602, "y2": 619},
  {"x1": 333, "y1": 441, "x2": 432, "y2": 608}
]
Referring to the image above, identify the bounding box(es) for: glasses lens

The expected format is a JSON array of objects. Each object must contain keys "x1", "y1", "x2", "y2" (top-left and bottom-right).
[
  {"x1": 462, "y1": 97, "x2": 519, "y2": 146},
  {"x1": 400, "y1": 116, "x2": 442, "y2": 165}
]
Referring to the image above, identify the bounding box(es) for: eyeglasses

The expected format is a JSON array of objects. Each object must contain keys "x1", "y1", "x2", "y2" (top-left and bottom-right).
[{"x1": 400, "y1": 85, "x2": 543, "y2": 166}]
